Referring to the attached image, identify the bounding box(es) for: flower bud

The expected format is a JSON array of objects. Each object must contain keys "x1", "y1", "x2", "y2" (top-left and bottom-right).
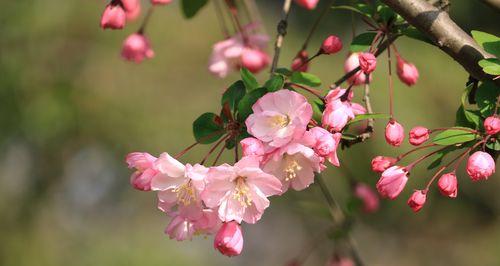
[
  {"x1": 385, "y1": 120, "x2": 405, "y2": 147},
  {"x1": 294, "y1": 0, "x2": 319, "y2": 10},
  {"x1": 484, "y1": 116, "x2": 500, "y2": 135},
  {"x1": 466, "y1": 151, "x2": 495, "y2": 181},
  {"x1": 409, "y1": 126, "x2": 430, "y2": 146},
  {"x1": 214, "y1": 221, "x2": 244, "y2": 257},
  {"x1": 126, "y1": 152, "x2": 157, "y2": 191},
  {"x1": 397, "y1": 56, "x2": 419, "y2": 86},
  {"x1": 100, "y1": 4, "x2": 126, "y2": 30},
  {"x1": 407, "y1": 190, "x2": 427, "y2": 212},
  {"x1": 376, "y1": 166, "x2": 409, "y2": 199},
  {"x1": 437, "y1": 172, "x2": 458, "y2": 198},
  {"x1": 358, "y1": 52, "x2": 377, "y2": 74},
  {"x1": 320, "y1": 35, "x2": 343, "y2": 55},
  {"x1": 240, "y1": 137, "x2": 265, "y2": 157},
  {"x1": 241, "y1": 48, "x2": 270, "y2": 73},
  {"x1": 354, "y1": 183, "x2": 379, "y2": 213},
  {"x1": 151, "y1": 0, "x2": 173, "y2": 5},
  {"x1": 121, "y1": 33, "x2": 155, "y2": 63},
  {"x1": 344, "y1": 53, "x2": 372, "y2": 85},
  {"x1": 291, "y1": 50, "x2": 309, "y2": 72},
  {"x1": 371, "y1": 156, "x2": 397, "y2": 173},
  {"x1": 122, "y1": 0, "x2": 141, "y2": 21}
]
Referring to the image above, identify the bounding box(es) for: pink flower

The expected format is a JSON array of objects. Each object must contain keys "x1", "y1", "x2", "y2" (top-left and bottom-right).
[
  {"x1": 164, "y1": 208, "x2": 220, "y2": 241},
  {"x1": 214, "y1": 221, "x2": 244, "y2": 257},
  {"x1": 241, "y1": 48, "x2": 270, "y2": 73},
  {"x1": 351, "y1": 103, "x2": 367, "y2": 115},
  {"x1": 202, "y1": 156, "x2": 282, "y2": 224},
  {"x1": 438, "y1": 172, "x2": 458, "y2": 198},
  {"x1": 354, "y1": 183, "x2": 380, "y2": 213},
  {"x1": 327, "y1": 256, "x2": 355, "y2": 266},
  {"x1": 407, "y1": 190, "x2": 427, "y2": 212},
  {"x1": 466, "y1": 151, "x2": 495, "y2": 181},
  {"x1": 193, "y1": 208, "x2": 221, "y2": 235},
  {"x1": 121, "y1": 33, "x2": 154, "y2": 63},
  {"x1": 122, "y1": 0, "x2": 141, "y2": 21},
  {"x1": 397, "y1": 56, "x2": 419, "y2": 86},
  {"x1": 302, "y1": 127, "x2": 342, "y2": 166},
  {"x1": 358, "y1": 52, "x2": 377, "y2": 74},
  {"x1": 409, "y1": 126, "x2": 430, "y2": 146},
  {"x1": 322, "y1": 88, "x2": 356, "y2": 132},
  {"x1": 484, "y1": 116, "x2": 500, "y2": 135},
  {"x1": 385, "y1": 120, "x2": 405, "y2": 146},
  {"x1": 151, "y1": 0, "x2": 173, "y2": 5},
  {"x1": 246, "y1": 90, "x2": 312, "y2": 147},
  {"x1": 344, "y1": 53, "x2": 372, "y2": 86},
  {"x1": 126, "y1": 152, "x2": 157, "y2": 191},
  {"x1": 376, "y1": 166, "x2": 409, "y2": 199},
  {"x1": 165, "y1": 213, "x2": 196, "y2": 241},
  {"x1": 263, "y1": 143, "x2": 321, "y2": 193},
  {"x1": 371, "y1": 156, "x2": 397, "y2": 173},
  {"x1": 291, "y1": 50, "x2": 309, "y2": 72},
  {"x1": 320, "y1": 35, "x2": 343, "y2": 55},
  {"x1": 100, "y1": 4, "x2": 126, "y2": 30},
  {"x1": 240, "y1": 137, "x2": 265, "y2": 157},
  {"x1": 294, "y1": 0, "x2": 319, "y2": 10}
]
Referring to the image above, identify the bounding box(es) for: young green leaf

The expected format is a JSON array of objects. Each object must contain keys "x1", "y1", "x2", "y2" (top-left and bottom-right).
[
  {"x1": 193, "y1": 112, "x2": 225, "y2": 144},
  {"x1": 432, "y1": 128, "x2": 478, "y2": 145},
  {"x1": 426, "y1": 145, "x2": 461, "y2": 170},
  {"x1": 181, "y1": 0, "x2": 208, "y2": 19},
  {"x1": 401, "y1": 26, "x2": 434, "y2": 45},
  {"x1": 347, "y1": 113, "x2": 390, "y2": 125},
  {"x1": 275, "y1": 68, "x2": 293, "y2": 77},
  {"x1": 264, "y1": 75, "x2": 285, "y2": 92},
  {"x1": 290, "y1": 72, "x2": 322, "y2": 87},
  {"x1": 312, "y1": 100, "x2": 325, "y2": 124},
  {"x1": 475, "y1": 81, "x2": 500, "y2": 117},
  {"x1": 471, "y1": 30, "x2": 500, "y2": 57},
  {"x1": 486, "y1": 138, "x2": 500, "y2": 151},
  {"x1": 237, "y1": 87, "x2": 268, "y2": 122},
  {"x1": 331, "y1": 4, "x2": 374, "y2": 18},
  {"x1": 478, "y1": 58, "x2": 500, "y2": 75},
  {"x1": 240, "y1": 68, "x2": 259, "y2": 91},
  {"x1": 221, "y1": 80, "x2": 246, "y2": 112},
  {"x1": 350, "y1": 32, "x2": 377, "y2": 52}
]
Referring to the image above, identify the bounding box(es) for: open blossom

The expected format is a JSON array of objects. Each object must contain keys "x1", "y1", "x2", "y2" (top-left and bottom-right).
[
  {"x1": 241, "y1": 48, "x2": 270, "y2": 73},
  {"x1": 371, "y1": 156, "x2": 397, "y2": 173},
  {"x1": 100, "y1": 3, "x2": 126, "y2": 29},
  {"x1": 246, "y1": 90, "x2": 312, "y2": 147},
  {"x1": 126, "y1": 152, "x2": 157, "y2": 191},
  {"x1": 385, "y1": 120, "x2": 405, "y2": 146},
  {"x1": 409, "y1": 126, "x2": 430, "y2": 146},
  {"x1": 484, "y1": 116, "x2": 500, "y2": 135},
  {"x1": 121, "y1": 33, "x2": 155, "y2": 63},
  {"x1": 407, "y1": 190, "x2": 427, "y2": 212},
  {"x1": 294, "y1": 0, "x2": 319, "y2": 10},
  {"x1": 438, "y1": 172, "x2": 458, "y2": 198},
  {"x1": 302, "y1": 127, "x2": 342, "y2": 167},
  {"x1": 345, "y1": 53, "x2": 372, "y2": 86},
  {"x1": 397, "y1": 56, "x2": 419, "y2": 86},
  {"x1": 202, "y1": 156, "x2": 282, "y2": 224},
  {"x1": 264, "y1": 143, "x2": 322, "y2": 193},
  {"x1": 322, "y1": 88, "x2": 356, "y2": 132},
  {"x1": 354, "y1": 183, "x2": 380, "y2": 213},
  {"x1": 214, "y1": 221, "x2": 244, "y2": 257},
  {"x1": 358, "y1": 52, "x2": 377, "y2": 74},
  {"x1": 466, "y1": 151, "x2": 495, "y2": 181},
  {"x1": 376, "y1": 166, "x2": 409, "y2": 199},
  {"x1": 291, "y1": 50, "x2": 309, "y2": 72},
  {"x1": 320, "y1": 35, "x2": 343, "y2": 55}
]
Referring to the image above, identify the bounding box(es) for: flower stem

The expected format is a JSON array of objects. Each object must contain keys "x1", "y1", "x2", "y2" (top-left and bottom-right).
[{"x1": 300, "y1": 0, "x2": 336, "y2": 51}]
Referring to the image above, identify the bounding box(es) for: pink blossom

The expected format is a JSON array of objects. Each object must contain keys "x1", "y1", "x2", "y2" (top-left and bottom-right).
[
  {"x1": 351, "y1": 103, "x2": 367, "y2": 115},
  {"x1": 376, "y1": 166, "x2": 409, "y2": 199},
  {"x1": 151, "y1": 0, "x2": 173, "y2": 5},
  {"x1": 484, "y1": 116, "x2": 500, "y2": 135},
  {"x1": 408, "y1": 126, "x2": 430, "y2": 146},
  {"x1": 100, "y1": 4, "x2": 126, "y2": 30},
  {"x1": 291, "y1": 50, "x2": 309, "y2": 72},
  {"x1": 371, "y1": 156, "x2": 397, "y2": 173},
  {"x1": 385, "y1": 120, "x2": 405, "y2": 146},
  {"x1": 407, "y1": 190, "x2": 427, "y2": 212},
  {"x1": 466, "y1": 151, "x2": 495, "y2": 181},
  {"x1": 294, "y1": 0, "x2": 319, "y2": 10},
  {"x1": 438, "y1": 172, "x2": 458, "y2": 198},
  {"x1": 193, "y1": 208, "x2": 221, "y2": 235},
  {"x1": 121, "y1": 0, "x2": 141, "y2": 21},
  {"x1": 344, "y1": 53, "x2": 372, "y2": 86},
  {"x1": 397, "y1": 56, "x2": 419, "y2": 86},
  {"x1": 327, "y1": 256, "x2": 355, "y2": 266},
  {"x1": 126, "y1": 152, "x2": 157, "y2": 191},
  {"x1": 202, "y1": 156, "x2": 282, "y2": 224},
  {"x1": 320, "y1": 35, "x2": 343, "y2": 55},
  {"x1": 240, "y1": 137, "x2": 265, "y2": 157},
  {"x1": 241, "y1": 48, "x2": 270, "y2": 73},
  {"x1": 263, "y1": 143, "x2": 321, "y2": 193},
  {"x1": 121, "y1": 33, "x2": 154, "y2": 63},
  {"x1": 214, "y1": 221, "x2": 244, "y2": 257},
  {"x1": 354, "y1": 183, "x2": 380, "y2": 213},
  {"x1": 322, "y1": 88, "x2": 355, "y2": 132},
  {"x1": 165, "y1": 213, "x2": 196, "y2": 241},
  {"x1": 246, "y1": 90, "x2": 312, "y2": 147},
  {"x1": 302, "y1": 127, "x2": 342, "y2": 166},
  {"x1": 358, "y1": 52, "x2": 377, "y2": 74}
]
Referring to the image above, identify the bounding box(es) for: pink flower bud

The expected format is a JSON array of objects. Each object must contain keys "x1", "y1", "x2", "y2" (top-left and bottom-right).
[
  {"x1": 358, "y1": 52, "x2": 377, "y2": 74},
  {"x1": 151, "y1": 0, "x2": 173, "y2": 5},
  {"x1": 100, "y1": 4, "x2": 126, "y2": 30},
  {"x1": 407, "y1": 190, "x2": 427, "y2": 212},
  {"x1": 241, "y1": 48, "x2": 270, "y2": 73},
  {"x1": 121, "y1": 33, "x2": 155, "y2": 63},
  {"x1": 437, "y1": 172, "x2": 458, "y2": 198},
  {"x1": 371, "y1": 156, "x2": 397, "y2": 173},
  {"x1": 240, "y1": 137, "x2": 265, "y2": 157},
  {"x1": 354, "y1": 183, "x2": 380, "y2": 213},
  {"x1": 376, "y1": 166, "x2": 409, "y2": 199},
  {"x1": 122, "y1": 0, "x2": 141, "y2": 21},
  {"x1": 320, "y1": 35, "x2": 343, "y2": 55},
  {"x1": 397, "y1": 56, "x2": 419, "y2": 86},
  {"x1": 214, "y1": 221, "x2": 244, "y2": 257},
  {"x1": 294, "y1": 0, "x2": 319, "y2": 10},
  {"x1": 484, "y1": 116, "x2": 500, "y2": 135},
  {"x1": 344, "y1": 53, "x2": 372, "y2": 86},
  {"x1": 291, "y1": 50, "x2": 309, "y2": 72},
  {"x1": 408, "y1": 126, "x2": 430, "y2": 146},
  {"x1": 385, "y1": 120, "x2": 405, "y2": 147},
  {"x1": 466, "y1": 151, "x2": 496, "y2": 181},
  {"x1": 126, "y1": 152, "x2": 157, "y2": 191}
]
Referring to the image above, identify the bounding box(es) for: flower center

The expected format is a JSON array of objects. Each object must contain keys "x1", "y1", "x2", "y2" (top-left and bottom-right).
[
  {"x1": 270, "y1": 115, "x2": 290, "y2": 128},
  {"x1": 174, "y1": 181, "x2": 196, "y2": 206},
  {"x1": 283, "y1": 155, "x2": 302, "y2": 181},
  {"x1": 233, "y1": 176, "x2": 252, "y2": 207}
]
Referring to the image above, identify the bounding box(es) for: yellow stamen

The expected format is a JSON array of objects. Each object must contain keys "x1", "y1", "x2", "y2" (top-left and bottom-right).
[
  {"x1": 174, "y1": 181, "x2": 196, "y2": 206},
  {"x1": 283, "y1": 155, "x2": 302, "y2": 181},
  {"x1": 269, "y1": 115, "x2": 290, "y2": 128},
  {"x1": 233, "y1": 176, "x2": 252, "y2": 207}
]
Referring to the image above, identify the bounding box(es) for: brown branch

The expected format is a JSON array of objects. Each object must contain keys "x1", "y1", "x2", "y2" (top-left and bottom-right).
[
  {"x1": 270, "y1": 0, "x2": 293, "y2": 75},
  {"x1": 380, "y1": 0, "x2": 500, "y2": 86},
  {"x1": 479, "y1": 0, "x2": 500, "y2": 12}
]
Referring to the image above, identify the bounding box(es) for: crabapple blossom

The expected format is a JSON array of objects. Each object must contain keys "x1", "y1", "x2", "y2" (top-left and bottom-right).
[
  {"x1": 302, "y1": 127, "x2": 342, "y2": 167},
  {"x1": 122, "y1": 0, "x2": 141, "y2": 21},
  {"x1": 240, "y1": 137, "x2": 266, "y2": 158},
  {"x1": 409, "y1": 126, "x2": 430, "y2": 146},
  {"x1": 354, "y1": 183, "x2": 380, "y2": 213},
  {"x1": 376, "y1": 166, "x2": 409, "y2": 199},
  {"x1": 100, "y1": 3, "x2": 126, "y2": 29},
  {"x1": 407, "y1": 190, "x2": 427, "y2": 212},
  {"x1": 397, "y1": 56, "x2": 419, "y2": 86},
  {"x1": 241, "y1": 48, "x2": 270, "y2": 73},
  {"x1": 202, "y1": 156, "x2": 282, "y2": 224},
  {"x1": 165, "y1": 213, "x2": 196, "y2": 241},
  {"x1": 246, "y1": 90, "x2": 312, "y2": 147},
  {"x1": 385, "y1": 120, "x2": 405, "y2": 146},
  {"x1": 214, "y1": 221, "x2": 244, "y2": 257},
  {"x1": 358, "y1": 52, "x2": 377, "y2": 74},
  {"x1": 320, "y1": 35, "x2": 343, "y2": 55},
  {"x1": 484, "y1": 116, "x2": 500, "y2": 135},
  {"x1": 126, "y1": 152, "x2": 158, "y2": 191},
  {"x1": 371, "y1": 156, "x2": 397, "y2": 173},
  {"x1": 438, "y1": 172, "x2": 458, "y2": 198},
  {"x1": 344, "y1": 53, "x2": 372, "y2": 85},
  {"x1": 466, "y1": 151, "x2": 496, "y2": 181},
  {"x1": 291, "y1": 50, "x2": 309, "y2": 72},
  {"x1": 351, "y1": 103, "x2": 367, "y2": 115},
  {"x1": 294, "y1": 0, "x2": 319, "y2": 10},
  {"x1": 322, "y1": 88, "x2": 356, "y2": 132},
  {"x1": 121, "y1": 33, "x2": 155, "y2": 63}
]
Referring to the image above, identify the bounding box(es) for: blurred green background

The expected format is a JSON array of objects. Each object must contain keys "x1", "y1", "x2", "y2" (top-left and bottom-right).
[{"x1": 0, "y1": 1, "x2": 499, "y2": 265}]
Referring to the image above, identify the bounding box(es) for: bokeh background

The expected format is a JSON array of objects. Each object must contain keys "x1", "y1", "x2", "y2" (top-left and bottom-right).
[{"x1": 0, "y1": 1, "x2": 499, "y2": 265}]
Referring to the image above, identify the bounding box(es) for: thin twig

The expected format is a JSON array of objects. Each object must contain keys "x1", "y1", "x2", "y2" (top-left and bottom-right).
[
  {"x1": 300, "y1": 0, "x2": 336, "y2": 51},
  {"x1": 270, "y1": 0, "x2": 293, "y2": 75}
]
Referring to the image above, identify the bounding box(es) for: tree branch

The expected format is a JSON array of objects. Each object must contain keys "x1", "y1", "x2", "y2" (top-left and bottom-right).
[
  {"x1": 380, "y1": 0, "x2": 500, "y2": 86},
  {"x1": 479, "y1": 0, "x2": 500, "y2": 12},
  {"x1": 270, "y1": 0, "x2": 293, "y2": 75}
]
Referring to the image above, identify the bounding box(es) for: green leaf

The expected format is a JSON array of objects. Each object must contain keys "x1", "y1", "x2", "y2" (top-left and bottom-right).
[
  {"x1": 478, "y1": 58, "x2": 500, "y2": 75},
  {"x1": 341, "y1": 134, "x2": 358, "y2": 141},
  {"x1": 455, "y1": 106, "x2": 479, "y2": 129},
  {"x1": 181, "y1": 0, "x2": 208, "y2": 18},
  {"x1": 290, "y1": 72, "x2": 322, "y2": 87},
  {"x1": 221, "y1": 81, "x2": 246, "y2": 112},
  {"x1": 486, "y1": 138, "x2": 500, "y2": 151},
  {"x1": 312, "y1": 100, "x2": 325, "y2": 124},
  {"x1": 347, "y1": 113, "x2": 390, "y2": 125},
  {"x1": 471, "y1": 30, "x2": 500, "y2": 57},
  {"x1": 193, "y1": 113, "x2": 225, "y2": 144},
  {"x1": 401, "y1": 26, "x2": 434, "y2": 45},
  {"x1": 376, "y1": 4, "x2": 396, "y2": 23},
  {"x1": 432, "y1": 127, "x2": 478, "y2": 145},
  {"x1": 475, "y1": 81, "x2": 500, "y2": 117},
  {"x1": 264, "y1": 75, "x2": 285, "y2": 92},
  {"x1": 461, "y1": 83, "x2": 474, "y2": 107},
  {"x1": 350, "y1": 32, "x2": 378, "y2": 52},
  {"x1": 426, "y1": 145, "x2": 461, "y2": 170},
  {"x1": 331, "y1": 4, "x2": 373, "y2": 18},
  {"x1": 237, "y1": 87, "x2": 268, "y2": 122},
  {"x1": 240, "y1": 68, "x2": 259, "y2": 91},
  {"x1": 275, "y1": 68, "x2": 293, "y2": 77}
]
